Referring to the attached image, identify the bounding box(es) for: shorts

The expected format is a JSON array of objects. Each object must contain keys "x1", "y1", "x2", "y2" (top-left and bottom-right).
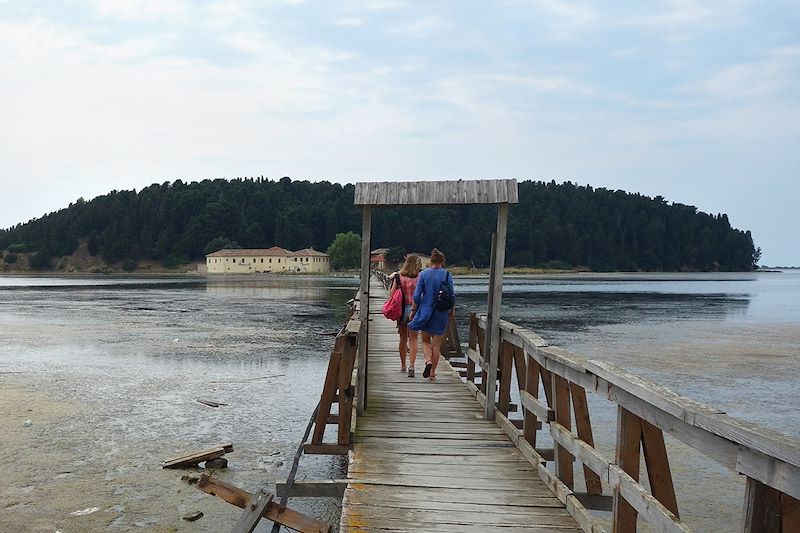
[{"x1": 397, "y1": 305, "x2": 413, "y2": 327}]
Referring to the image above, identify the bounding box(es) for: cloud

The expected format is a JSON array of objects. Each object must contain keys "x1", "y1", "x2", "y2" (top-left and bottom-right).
[{"x1": 334, "y1": 17, "x2": 364, "y2": 27}]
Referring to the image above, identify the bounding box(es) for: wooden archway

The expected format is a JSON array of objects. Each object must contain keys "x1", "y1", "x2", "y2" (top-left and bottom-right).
[{"x1": 353, "y1": 179, "x2": 519, "y2": 420}]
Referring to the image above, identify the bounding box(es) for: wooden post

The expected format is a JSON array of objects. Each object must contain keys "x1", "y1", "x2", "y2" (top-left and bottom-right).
[
  {"x1": 640, "y1": 420, "x2": 679, "y2": 517},
  {"x1": 552, "y1": 373, "x2": 574, "y2": 490},
  {"x1": 466, "y1": 313, "x2": 477, "y2": 383},
  {"x1": 312, "y1": 351, "x2": 342, "y2": 445},
  {"x1": 523, "y1": 352, "x2": 540, "y2": 449},
  {"x1": 357, "y1": 206, "x2": 371, "y2": 416},
  {"x1": 570, "y1": 384, "x2": 603, "y2": 496},
  {"x1": 613, "y1": 407, "x2": 642, "y2": 533},
  {"x1": 483, "y1": 203, "x2": 508, "y2": 420},
  {"x1": 497, "y1": 340, "x2": 513, "y2": 416},
  {"x1": 742, "y1": 477, "x2": 782, "y2": 533},
  {"x1": 337, "y1": 335, "x2": 357, "y2": 444}
]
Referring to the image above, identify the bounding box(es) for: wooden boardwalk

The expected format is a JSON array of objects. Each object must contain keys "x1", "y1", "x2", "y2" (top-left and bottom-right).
[{"x1": 340, "y1": 280, "x2": 581, "y2": 532}]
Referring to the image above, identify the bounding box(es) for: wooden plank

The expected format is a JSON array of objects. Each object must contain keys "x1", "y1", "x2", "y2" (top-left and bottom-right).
[
  {"x1": 276, "y1": 480, "x2": 347, "y2": 498},
  {"x1": 196, "y1": 475, "x2": 331, "y2": 533},
  {"x1": 553, "y1": 373, "x2": 574, "y2": 490},
  {"x1": 232, "y1": 488, "x2": 273, "y2": 533},
  {"x1": 483, "y1": 203, "x2": 508, "y2": 420},
  {"x1": 570, "y1": 384, "x2": 604, "y2": 496},
  {"x1": 162, "y1": 444, "x2": 234, "y2": 468},
  {"x1": 613, "y1": 407, "x2": 641, "y2": 533},
  {"x1": 641, "y1": 419, "x2": 679, "y2": 517},
  {"x1": 521, "y1": 389, "x2": 554, "y2": 423},
  {"x1": 353, "y1": 179, "x2": 519, "y2": 206},
  {"x1": 524, "y1": 353, "x2": 541, "y2": 449},
  {"x1": 782, "y1": 493, "x2": 800, "y2": 532},
  {"x1": 312, "y1": 351, "x2": 341, "y2": 445},
  {"x1": 742, "y1": 477, "x2": 781, "y2": 533},
  {"x1": 498, "y1": 340, "x2": 513, "y2": 415},
  {"x1": 338, "y1": 336, "x2": 357, "y2": 444},
  {"x1": 302, "y1": 443, "x2": 352, "y2": 455}
]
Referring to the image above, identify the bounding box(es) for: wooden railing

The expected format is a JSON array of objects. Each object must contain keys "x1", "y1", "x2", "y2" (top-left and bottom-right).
[
  {"x1": 463, "y1": 313, "x2": 800, "y2": 533},
  {"x1": 303, "y1": 298, "x2": 361, "y2": 456}
]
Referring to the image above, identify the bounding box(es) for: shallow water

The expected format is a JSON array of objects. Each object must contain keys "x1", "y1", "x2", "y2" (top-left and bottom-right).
[{"x1": 1, "y1": 272, "x2": 798, "y2": 532}]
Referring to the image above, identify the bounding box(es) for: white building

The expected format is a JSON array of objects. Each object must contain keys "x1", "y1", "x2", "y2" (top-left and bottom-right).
[{"x1": 205, "y1": 246, "x2": 330, "y2": 274}]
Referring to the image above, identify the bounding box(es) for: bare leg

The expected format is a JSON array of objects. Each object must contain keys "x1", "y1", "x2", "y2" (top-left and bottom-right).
[
  {"x1": 421, "y1": 332, "x2": 433, "y2": 364},
  {"x1": 408, "y1": 329, "x2": 419, "y2": 370},
  {"x1": 430, "y1": 334, "x2": 444, "y2": 381},
  {"x1": 398, "y1": 324, "x2": 408, "y2": 370}
]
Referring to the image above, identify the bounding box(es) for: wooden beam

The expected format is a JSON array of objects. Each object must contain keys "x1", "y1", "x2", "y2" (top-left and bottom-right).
[
  {"x1": 483, "y1": 203, "x2": 508, "y2": 420},
  {"x1": 161, "y1": 444, "x2": 234, "y2": 469},
  {"x1": 523, "y1": 353, "x2": 541, "y2": 449},
  {"x1": 357, "y1": 206, "x2": 371, "y2": 416},
  {"x1": 276, "y1": 480, "x2": 348, "y2": 498},
  {"x1": 232, "y1": 488, "x2": 273, "y2": 533},
  {"x1": 338, "y1": 336, "x2": 357, "y2": 444},
  {"x1": 302, "y1": 443, "x2": 352, "y2": 456},
  {"x1": 353, "y1": 179, "x2": 519, "y2": 206},
  {"x1": 498, "y1": 340, "x2": 513, "y2": 416},
  {"x1": 570, "y1": 384, "x2": 604, "y2": 496},
  {"x1": 743, "y1": 477, "x2": 782, "y2": 533},
  {"x1": 196, "y1": 475, "x2": 331, "y2": 533},
  {"x1": 613, "y1": 407, "x2": 641, "y2": 533},
  {"x1": 641, "y1": 419, "x2": 679, "y2": 517},
  {"x1": 552, "y1": 373, "x2": 574, "y2": 490},
  {"x1": 312, "y1": 351, "x2": 341, "y2": 445}
]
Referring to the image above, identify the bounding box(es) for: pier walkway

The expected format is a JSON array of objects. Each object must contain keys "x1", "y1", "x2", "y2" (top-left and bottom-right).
[{"x1": 340, "y1": 279, "x2": 581, "y2": 532}]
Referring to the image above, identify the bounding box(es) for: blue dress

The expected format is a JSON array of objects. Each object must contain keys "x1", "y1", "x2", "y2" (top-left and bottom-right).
[{"x1": 408, "y1": 267, "x2": 454, "y2": 335}]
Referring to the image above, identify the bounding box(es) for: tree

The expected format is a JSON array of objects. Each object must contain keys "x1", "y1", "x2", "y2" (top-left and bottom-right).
[
  {"x1": 327, "y1": 232, "x2": 361, "y2": 270},
  {"x1": 203, "y1": 236, "x2": 241, "y2": 256},
  {"x1": 386, "y1": 245, "x2": 407, "y2": 266}
]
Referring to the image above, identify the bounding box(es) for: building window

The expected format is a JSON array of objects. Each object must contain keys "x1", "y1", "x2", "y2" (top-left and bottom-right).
[
  {"x1": 269, "y1": 258, "x2": 272, "y2": 263},
  {"x1": 261, "y1": 258, "x2": 264, "y2": 263}
]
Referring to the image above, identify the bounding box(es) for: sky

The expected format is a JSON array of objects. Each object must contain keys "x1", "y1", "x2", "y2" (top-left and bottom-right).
[{"x1": 1, "y1": 1, "x2": 798, "y2": 265}]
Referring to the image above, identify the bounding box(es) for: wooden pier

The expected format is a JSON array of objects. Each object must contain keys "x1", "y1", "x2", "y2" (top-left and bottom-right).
[
  {"x1": 218, "y1": 179, "x2": 798, "y2": 533},
  {"x1": 340, "y1": 278, "x2": 581, "y2": 532}
]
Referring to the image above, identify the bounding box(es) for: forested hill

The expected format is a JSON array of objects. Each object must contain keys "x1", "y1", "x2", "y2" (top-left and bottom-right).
[{"x1": 0, "y1": 178, "x2": 760, "y2": 271}]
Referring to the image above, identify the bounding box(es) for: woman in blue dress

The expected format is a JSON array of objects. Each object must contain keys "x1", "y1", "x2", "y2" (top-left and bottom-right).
[{"x1": 408, "y1": 248, "x2": 455, "y2": 383}]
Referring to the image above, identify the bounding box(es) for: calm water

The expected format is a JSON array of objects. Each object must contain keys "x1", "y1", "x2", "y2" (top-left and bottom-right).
[{"x1": 0, "y1": 271, "x2": 798, "y2": 531}]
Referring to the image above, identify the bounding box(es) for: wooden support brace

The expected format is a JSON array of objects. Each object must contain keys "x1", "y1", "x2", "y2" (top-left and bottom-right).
[
  {"x1": 570, "y1": 384, "x2": 604, "y2": 496},
  {"x1": 641, "y1": 419, "x2": 679, "y2": 517},
  {"x1": 311, "y1": 351, "x2": 342, "y2": 445},
  {"x1": 232, "y1": 487, "x2": 273, "y2": 533},
  {"x1": 524, "y1": 354, "x2": 541, "y2": 449},
  {"x1": 552, "y1": 373, "x2": 574, "y2": 490},
  {"x1": 613, "y1": 407, "x2": 642, "y2": 533},
  {"x1": 276, "y1": 480, "x2": 348, "y2": 498},
  {"x1": 302, "y1": 443, "x2": 353, "y2": 456},
  {"x1": 498, "y1": 340, "x2": 513, "y2": 416},
  {"x1": 162, "y1": 444, "x2": 234, "y2": 469},
  {"x1": 196, "y1": 475, "x2": 331, "y2": 533}
]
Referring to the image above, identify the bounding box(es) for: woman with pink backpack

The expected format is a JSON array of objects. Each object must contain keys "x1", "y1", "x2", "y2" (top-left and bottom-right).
[{"x1": 387, "y1": 255, "x2": 421, "y2": 377}]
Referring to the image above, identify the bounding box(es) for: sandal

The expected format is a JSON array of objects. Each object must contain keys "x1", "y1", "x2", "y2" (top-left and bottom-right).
[
  {"x1": 428, "y1": 374, "x2": 437, "y2": 383},
  {"x1": 423, "y1": 362, "x2": 433, "y2": 378}
]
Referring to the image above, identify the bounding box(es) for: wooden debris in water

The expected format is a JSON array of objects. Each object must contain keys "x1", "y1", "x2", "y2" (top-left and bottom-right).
[
  {"x1": 162, "y1": 443, "x2": 234, "y2": 469},
  {"x1": 195, "y1": 398, "x2": 227, "y2": 408}
]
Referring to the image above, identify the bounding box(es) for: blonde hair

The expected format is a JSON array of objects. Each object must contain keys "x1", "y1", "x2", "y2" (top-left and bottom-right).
[
  {"x1": 399, "y1": 254, "x2": 421, "y2": 277},
  {"x1": 430, "y1": 248, "x2": 445, "y2": 265}
]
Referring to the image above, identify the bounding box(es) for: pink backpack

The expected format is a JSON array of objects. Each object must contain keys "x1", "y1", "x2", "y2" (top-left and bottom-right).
[{"x1": 382, "y1": 278, "x2": 404, "y2": 321}]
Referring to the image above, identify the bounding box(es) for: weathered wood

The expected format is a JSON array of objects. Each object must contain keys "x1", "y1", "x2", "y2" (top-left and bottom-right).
[
  {"x1": 524, "y1": 353, "x2": 541, "y2": 449},
  {"x1": 641, "y1": 419, "x2": 679, "y2": 517},
  {"x1": 613, "y1": 407, "x2": 641, "y2": 533},
  {"x1": 353, "y1": 179, "x2": 519, "y2": 206},
  {"x1": 312, "y1": 350, "x2": 341, "y2": 445},
  {"x1": 484, "y1": 203, "x2": 509, "y2": 420},
  {"x1": 553, "y1": 373, "x2": 574, "y2": 490},
  {"x1": 276, "y1": 480, "x2": 348, "y2": 498},
  {"x1": 357, "y1": 206, "x2": 371, "y2": 416},
  {"x1": 782, "y1": 493, "x2": 800, "y2": 532},
  {"x1": 743, "y1": 477, "x2": 782, "y2": 533},
  {"x1": 498, "y1": 340, "x2": 514, "y2": 416},
  {"x1": 196, "y1": 475, "x2": 331, "y2": 533},
  {"x1": 338, "y1": 336, "x2": 357, "y2": 444},
  {"x1": 570, "y1": 384, "x2": 603, "y2": 496},
  {"x1": 232, "y1": 487, "x2": 273, "y2": 533},
  {"x1": 161, "y1": 444, "x2": 234, "y2": 469},
  {"x1": 302, "y1": 443, "x2": 352, "y2": 455}
]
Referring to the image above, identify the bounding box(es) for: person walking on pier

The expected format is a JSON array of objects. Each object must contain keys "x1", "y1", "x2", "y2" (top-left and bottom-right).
[
  {"x1": 408, "y1": 248, "x2": 455, "y2": 383},
  {"x1": 389, "y1": 255, "x2": 421, "y2": 377}
]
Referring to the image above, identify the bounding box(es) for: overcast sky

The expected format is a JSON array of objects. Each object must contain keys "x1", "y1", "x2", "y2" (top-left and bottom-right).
[{"x1": 1, "y1": 1, "x2": 798, "y2": 265}]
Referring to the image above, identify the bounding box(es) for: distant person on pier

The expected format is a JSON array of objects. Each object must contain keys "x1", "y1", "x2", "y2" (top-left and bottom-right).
[
  {"x1": 389, "y1": 255, "x2": 421, "y2": 377},
  {"x1": 408, "y1": 248, "x2": 455, "y2": 383}
]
